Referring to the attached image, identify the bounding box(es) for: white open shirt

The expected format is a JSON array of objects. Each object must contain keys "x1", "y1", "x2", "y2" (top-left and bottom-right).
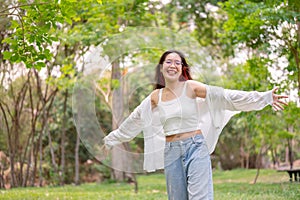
[{"x1": 104, "y1": 85, "x2": 273, "y2": 172}]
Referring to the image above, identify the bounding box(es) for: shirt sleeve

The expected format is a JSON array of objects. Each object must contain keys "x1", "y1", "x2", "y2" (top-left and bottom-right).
[
  {"x1": 201, "y1": 86, "x2": 274, "y2": 155},
  {"x1": 224, "y1": 89, "x2": 273, "y2": 111},
  {"x1": 103, "y1": 108, "x2": 141, "y2": 149},
  {"x1": 103, "y1": 96, "x2": 151, "y2": 149}
]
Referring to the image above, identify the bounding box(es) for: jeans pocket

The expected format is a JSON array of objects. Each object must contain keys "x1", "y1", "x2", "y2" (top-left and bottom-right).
[{"x1": 192, "y1": 137, "x2": 209, "y2": 158}]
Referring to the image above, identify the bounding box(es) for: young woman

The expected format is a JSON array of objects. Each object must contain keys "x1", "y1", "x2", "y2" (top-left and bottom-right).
[{"x1": 104, "y1": 50, "x2": 288, "y2": 200}]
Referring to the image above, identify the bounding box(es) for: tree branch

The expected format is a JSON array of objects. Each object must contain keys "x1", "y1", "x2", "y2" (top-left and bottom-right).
[{"x1": 0, "y1": 3, "x2": 50, "y2": 14}]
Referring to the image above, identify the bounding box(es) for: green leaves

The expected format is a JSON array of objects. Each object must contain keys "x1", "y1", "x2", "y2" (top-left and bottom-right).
[
  {"x1": 46, "y1": 64, "x2": 76, "y2": 90},
  {"x1": 1, "y1": 2, "x2": 58, "y2": 69},
  {"x1": 2, "y1": 51, "x2": 12, "y2": 60},
  {"x1": 220, "y1": 0, "x2": 300, "y2": 101}
]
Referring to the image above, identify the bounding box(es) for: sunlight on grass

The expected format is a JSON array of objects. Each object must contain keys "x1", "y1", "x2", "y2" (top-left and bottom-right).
[
  {"x1": 213, "y1": 168, "x2": 289, "y2": 183},
  {"x1": 0, "y1": 169, "x2": 299, "y2": 200}
]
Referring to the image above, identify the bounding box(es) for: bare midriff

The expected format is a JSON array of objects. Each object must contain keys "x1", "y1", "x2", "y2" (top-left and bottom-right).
[{"x1": 165, "y1": 130, "x2": 202, "y2": 142}]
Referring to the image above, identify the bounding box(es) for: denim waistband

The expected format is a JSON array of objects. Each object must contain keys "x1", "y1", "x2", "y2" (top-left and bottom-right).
[{"x1": 165, "y1": 134, "x2": 204, "y2": 147}]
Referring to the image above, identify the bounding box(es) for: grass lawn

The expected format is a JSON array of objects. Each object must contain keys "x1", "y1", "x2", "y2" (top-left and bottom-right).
[{"x1": 0, "y1": 169, "x2": 299, "y2": 200}]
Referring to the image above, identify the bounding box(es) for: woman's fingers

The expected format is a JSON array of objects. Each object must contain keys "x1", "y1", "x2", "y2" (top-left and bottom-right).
[
  {"x1": 272, "y1": 87, "x2": 279, "y2": 93},
  {"x1": 272, "y1": 99, "x2": 288, "y2": 111},
  {"x1": 273, "y1": 102, "x2": 284, "y2": 111},
  {"x1": 277, "y1": 99, "x2": 288, "y2": 106},
  {"x1": 272, "y1": 87, "x2": 288, "y2": 111},
  {"x1": 276, "y1": 95, "x2": 289, "y2": 100}
]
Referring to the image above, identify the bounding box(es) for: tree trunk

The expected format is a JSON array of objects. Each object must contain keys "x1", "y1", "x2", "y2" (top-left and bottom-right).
[
  {"x1": 243, "y1": 127, "x2": 250, "y2": 169},
  {"x1": 245, "y1": 152, "x2": 250, "y2": 169},
  {"x1": 23, "y1": 72, "x2": 36, "y2": 187},
  {"x1": 6, "y1": 70, "x2": 30, "y2": 187},
  {"x1": 60, "y1": 89, "x2": 68, "y2": 186},
  {"x1": 28, "y1": 76, "x2": 41, "y2": 187},
  {"x1": 74, "y1": 129, "x2": 80, "y2": 185},
  {"x1": 296, "y1": 21, "x2": 300, "y2": 102},
  {"x1": 287, "y1": 139, "x2": 293, "y2": 169},
  {"x1": 74, "y1": 86, "x2": 85, "y2": 186},
  {"x1": 110, "y1": 60, "x2": 137, "y2": 188},
  {"x1": 38, "y1": 128, "x2": 44, "y2": 187},
  {"x1": 111, "y1": 61, "x2": 126, "y2": 181},
  {"x1": 240, "y1": 145, "x2": 245, "y2": 168},
  {"x1": 270, "y1": 148, "x2": 278, "y2": 169},
  {"x1": 253, "y1": 147, "x2": 263, "y2": 184},
  {"x1": 46, "y1": 121, "x2": 59, "y2": 182}
]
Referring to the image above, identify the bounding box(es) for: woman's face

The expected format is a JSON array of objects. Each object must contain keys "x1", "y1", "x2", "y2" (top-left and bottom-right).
[{"x1": 161, "y1": 53, "x2": 182, "y2": 82}]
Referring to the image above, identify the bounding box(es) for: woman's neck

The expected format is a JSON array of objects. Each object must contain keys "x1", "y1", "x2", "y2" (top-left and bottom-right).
[{"x1": 164, "y1": 80, "x2": 183, "y2": 91}]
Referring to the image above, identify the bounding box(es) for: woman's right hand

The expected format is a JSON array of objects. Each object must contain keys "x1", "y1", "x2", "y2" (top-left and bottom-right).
[{"x1": 271, "y1": 87, "x2": 288, "y2": 111}]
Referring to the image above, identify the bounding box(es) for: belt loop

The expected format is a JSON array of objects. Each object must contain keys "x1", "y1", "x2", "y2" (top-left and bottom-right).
[
  {"x1": 166, "y1": 141, "x2": 171, "y2": 148},
  {"x1": 192, "y1": 135, "x2": 196, "y2": 143}
]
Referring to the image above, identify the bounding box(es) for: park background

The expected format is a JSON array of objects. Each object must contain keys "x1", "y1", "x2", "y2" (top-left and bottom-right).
[{"x1": 0, "y1": 0, "x2": 299, "y2": 199}]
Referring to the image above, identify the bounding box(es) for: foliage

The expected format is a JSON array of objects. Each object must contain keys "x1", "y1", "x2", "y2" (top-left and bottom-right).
[
  {"x1": 1, "y1": 1, "x2": 62, "y2": 69},
  {"x1": 216, "y1": 54, "x2": 299, "y2": 170},
  {"x1": 220, "y1": 0, "x2": 300, "y2": 98}
]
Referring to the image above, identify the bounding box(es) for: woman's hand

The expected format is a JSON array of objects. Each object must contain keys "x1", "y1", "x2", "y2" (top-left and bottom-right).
[
  {"x1": 97, "y1": 144, "x2": 111, "y2": 161},
  {"x1": 271, "y1": 87, "x2": 288, "y2": 111}
]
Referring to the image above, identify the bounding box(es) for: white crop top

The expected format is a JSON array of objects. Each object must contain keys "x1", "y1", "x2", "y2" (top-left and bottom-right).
[{"x1": 157, "y1": 81, "x2": 199, "y2": 136}]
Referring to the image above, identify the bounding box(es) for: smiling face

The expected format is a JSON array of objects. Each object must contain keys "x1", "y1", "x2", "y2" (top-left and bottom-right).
[
  {"x1": 161, "y1": 52, "x2": 183, "y2": 83},
  {"x1": 154, "y1": 50, "x2": 192, "y2": 89}
]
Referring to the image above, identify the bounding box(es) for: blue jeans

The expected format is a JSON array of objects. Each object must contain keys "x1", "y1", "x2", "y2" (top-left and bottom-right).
[{"x1": 164, "y1": 134, "x2": 213, "y2": 200}]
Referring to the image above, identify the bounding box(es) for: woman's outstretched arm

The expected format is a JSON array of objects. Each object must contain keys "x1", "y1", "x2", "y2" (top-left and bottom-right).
[
  {"x1": 188, "y1": 79, "x2": 288, "y2": 112},
  {"x1": 224, "y1": 87, "x2": 288, "y2": 111},
  {"x1": 104, "y1": 96, "x2": 152, "y2": 149}
]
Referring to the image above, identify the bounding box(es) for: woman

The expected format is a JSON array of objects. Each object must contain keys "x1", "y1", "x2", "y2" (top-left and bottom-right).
[{"x1": 104, "y1": 50, "x2": 288, "y2": 200}]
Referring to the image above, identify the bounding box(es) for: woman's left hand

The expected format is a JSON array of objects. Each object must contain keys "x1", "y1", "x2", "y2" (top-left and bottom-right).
[{"x1": 271, "y1": 87, "x2": 288, "y2": 111}]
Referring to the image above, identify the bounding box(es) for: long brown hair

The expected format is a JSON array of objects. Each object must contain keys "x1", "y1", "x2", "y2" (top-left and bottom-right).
[{"x1": 154, "y1": 50, "x2": 192, "y2": 90}]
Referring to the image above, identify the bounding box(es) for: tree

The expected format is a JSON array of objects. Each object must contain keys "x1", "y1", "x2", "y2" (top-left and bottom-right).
[
  {"x1": 1, "y1": 0, "x2": 82, "y2": 187},
  {"x1": 220, "y1": 0, "x2": 300, "y2": 102},
  {"x1": 215, "y1": 56, "x2": 273, "y2": 170}
]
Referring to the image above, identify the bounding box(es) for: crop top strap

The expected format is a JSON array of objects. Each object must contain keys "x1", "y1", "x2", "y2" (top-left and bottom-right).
[
  {"x1": 182, "y1": 81, "x2": 188, "y2": 96},
  {"x1": 158, "y1": 88, "x2": 163, "y2": 103}
]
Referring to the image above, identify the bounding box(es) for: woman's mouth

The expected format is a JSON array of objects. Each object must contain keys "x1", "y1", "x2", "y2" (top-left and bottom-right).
[{"x1": 167, "y1": 70, "x2": 177, "y2": 75}]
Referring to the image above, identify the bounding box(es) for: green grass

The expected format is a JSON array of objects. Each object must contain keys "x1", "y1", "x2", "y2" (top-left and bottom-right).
[
  {"x1": 0, "y1": 169, "x2": 299, "y2": 200},
  {"x1": 213, "y1": 169, "x2": 300, "y2": 200}
]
